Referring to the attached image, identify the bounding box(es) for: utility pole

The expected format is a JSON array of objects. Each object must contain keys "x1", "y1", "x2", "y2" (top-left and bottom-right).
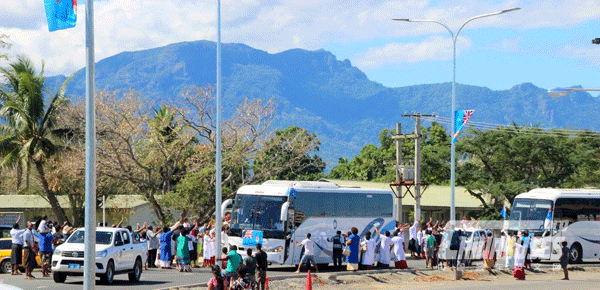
[
  {"x1": 414, "y1": 116, "x2": 422, "y2": 220},
  {"x1": 401, "y1": 114, "x2": 434, "y2": 222},
  {"x1": 394, "y1": 123, "x2": 402, "y2": 223}
]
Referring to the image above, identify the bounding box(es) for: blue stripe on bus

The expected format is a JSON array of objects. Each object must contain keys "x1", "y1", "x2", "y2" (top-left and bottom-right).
[{"x1": 578, "y1": 236, "x2": 600, "y2": 245}]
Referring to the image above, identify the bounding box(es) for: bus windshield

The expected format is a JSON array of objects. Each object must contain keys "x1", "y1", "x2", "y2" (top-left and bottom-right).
[
  {"x1": 229, "y1": 194, "x2": 287, "y2": 238},
  {"x1": 509, "y1": 198, "x2": 553, "y2": 234}
]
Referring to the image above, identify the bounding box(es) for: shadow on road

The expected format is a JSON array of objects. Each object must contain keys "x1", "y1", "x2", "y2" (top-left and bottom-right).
[{"x1": 63, "y1": 279, "x2": 169, "y2": 287}]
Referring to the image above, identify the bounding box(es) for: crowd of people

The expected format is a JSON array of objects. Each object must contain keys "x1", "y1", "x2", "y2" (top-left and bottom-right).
[
  {"x1": 293, "y1": 216, "x2": 572, "y2": 282},
  {"x1": 8, "y1": 212, "x2": 571, "y2": 287},
  {"x1": 9, "y1": 215, "x2": 76, "y2": 279}
]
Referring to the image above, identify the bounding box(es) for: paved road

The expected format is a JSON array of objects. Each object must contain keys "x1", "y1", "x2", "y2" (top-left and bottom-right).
[{"x1": 0, "y1": 258, "x2": 481, "y2": 290}]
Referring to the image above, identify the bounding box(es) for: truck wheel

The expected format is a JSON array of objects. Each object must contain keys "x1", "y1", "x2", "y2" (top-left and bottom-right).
[
  {"x1": 1, "y1": 259, "x2": 11, "y2": 274},
  {"x1": 53, "y1": 272, "x2": 67, "y2": 283},
  {"x1": 128, "y1": 258, "x2": 142, "y2": 283},
  {"x1": 101, "y1": 260, "x2": 115, "y2": 285}
]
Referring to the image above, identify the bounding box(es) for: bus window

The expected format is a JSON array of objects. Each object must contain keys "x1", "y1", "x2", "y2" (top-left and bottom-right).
[
  {"x1": 293, "y1": 191, "x2": 393, "y2": 218},
  {"x1": 555, "y1": 198, "x2": 583, "y2": 223}
]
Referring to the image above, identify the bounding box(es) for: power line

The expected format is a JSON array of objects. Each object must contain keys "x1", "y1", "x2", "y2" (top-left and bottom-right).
[{"x1": 419, "y1": 116, "x2": 600, "y2": 140}]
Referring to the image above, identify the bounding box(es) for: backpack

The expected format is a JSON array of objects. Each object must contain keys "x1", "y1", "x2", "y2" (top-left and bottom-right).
[
  {"x1": 333, "y1": 235, "x2": 342, "y2": 249},
  {"x1": 449, "y1": 231, "x2": 460, "y2": 251}
]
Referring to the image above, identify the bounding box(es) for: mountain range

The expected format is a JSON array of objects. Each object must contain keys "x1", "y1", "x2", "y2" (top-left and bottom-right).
[{"x1": 46, "y1": 40, "x2": 600, "y2": 168}]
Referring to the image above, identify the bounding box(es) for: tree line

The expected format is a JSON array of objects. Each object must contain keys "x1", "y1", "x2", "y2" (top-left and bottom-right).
[
  {"x1": 330, "y1": 121, "x2": 600, "y2": 219},
  {"x1": 2, "y1": 54, "x2": 599, "y2": 224},
  {"x1": 0, "y1": 56, "x2": 325, "y2": 226}
]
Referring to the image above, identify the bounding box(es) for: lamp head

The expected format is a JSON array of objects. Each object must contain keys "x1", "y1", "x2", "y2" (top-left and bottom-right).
[
  {"x1": 547, "y1": 87, "x2": 570, "y2": 98},
  {"x1": 500, "y1": 8, "x2": 520, "y2": 14},
  {"x1": 392, "y1": 18, "x2": 410, "y2": 22}
]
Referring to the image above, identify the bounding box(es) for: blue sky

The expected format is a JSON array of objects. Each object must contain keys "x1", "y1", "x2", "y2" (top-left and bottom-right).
[{"x1": 1, "y1": 0, "x2": 600, "y2": 91}]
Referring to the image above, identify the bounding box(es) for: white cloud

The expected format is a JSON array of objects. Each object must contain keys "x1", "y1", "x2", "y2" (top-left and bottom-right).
[
  {"x1": 490, "y1": 37, "x2": 522, "y2": 52},
  {"x1": 353, "y1": 36, "x2": 472, "y2": 69},
  {"x1": 559, "y1": 45, "x2": 600, "y2": 65},
  {"x1": 1, "y1": 0, "x2": 600, "y2": 76}
]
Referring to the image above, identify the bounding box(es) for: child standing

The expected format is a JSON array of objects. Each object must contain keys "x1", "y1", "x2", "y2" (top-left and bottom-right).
[
  {"x1": 560, "y1": 241, "x2": 570, "y2": 280},
  {"x1": 513, "y1": 235, "x2": 526, "y2": 280}
]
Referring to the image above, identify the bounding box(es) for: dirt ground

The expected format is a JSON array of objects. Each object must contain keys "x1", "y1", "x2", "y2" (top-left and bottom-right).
[
  {"x1": 180, "y1": 266, "x2": 598, "y2": 290},
  {"x1": 265, "y1": 266, "x2": 596, "y2": 290}
]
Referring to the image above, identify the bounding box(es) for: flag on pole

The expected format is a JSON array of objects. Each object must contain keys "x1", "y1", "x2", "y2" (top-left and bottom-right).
[
  {"x1": 500, "y1": 205, "x2": 507, "y2": 220},
  {"x1": 452, "y1": 109, "x2": 474, "y2": 143},
  {"x1": 286, "y1": 187, "x2": 297, "y2": 199},
  {"x1": 544, "y1": 207, "x2": 553, "y2": 230},
  {"x1": 44, "y1": 0, "x2": 77, "y2": 32}
]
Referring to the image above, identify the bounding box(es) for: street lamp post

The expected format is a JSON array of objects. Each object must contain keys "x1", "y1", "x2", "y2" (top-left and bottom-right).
[
  {"x1": 393, "y1": 7, "x2": 520, "y2": 223},
  {"x1": 548, "y1": 87, "x2": 600, "y2": 98}
]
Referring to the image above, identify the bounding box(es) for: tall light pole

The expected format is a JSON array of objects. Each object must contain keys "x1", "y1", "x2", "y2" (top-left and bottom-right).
[
  {"x1": 84, "y1": 0, "x2": 97, "y2": 288},
  {"x1": 548, "y1": 87, "x2": 600, "y2": 98},
  {"x1": 394, "y1": 7, "x2": 520, "y2": 222},
  {"x1": 215, "y1": 0, "x2": 223, "y2": 259}
]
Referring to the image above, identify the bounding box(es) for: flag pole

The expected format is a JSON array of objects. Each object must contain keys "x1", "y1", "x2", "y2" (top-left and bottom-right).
[
  {"x1": 84, "y1": 0, "x2": 97, "y2": 288},
  {"x1": 215, "y1": 0, "x2": 223, "y2": 259}
]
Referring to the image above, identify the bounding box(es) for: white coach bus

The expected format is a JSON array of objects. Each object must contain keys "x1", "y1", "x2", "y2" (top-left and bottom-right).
[
  {"x1": 510, "y1": 188, "x2": 600, "y2": 263},
  {"x1": 221, "y1": 180, "x2": 396, "y2": 265}
]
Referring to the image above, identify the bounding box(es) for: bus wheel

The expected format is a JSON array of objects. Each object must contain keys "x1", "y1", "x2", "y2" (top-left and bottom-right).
[{"x1": 570, "y1": 243, "x2": 583, "y2": 264}]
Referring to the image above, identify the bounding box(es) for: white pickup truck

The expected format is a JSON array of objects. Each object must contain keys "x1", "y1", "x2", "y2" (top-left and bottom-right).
[{"x1": 52, "y1": 227, "x2": 148, "y2": 284}]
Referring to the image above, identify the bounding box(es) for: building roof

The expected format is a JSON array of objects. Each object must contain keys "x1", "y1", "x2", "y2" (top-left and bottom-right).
[
  {"x1": 326, "y1": 179, "x2": 482, "y2": 209},
  {"x1": 0, "y1": 195, "x2": 149, "y2": 210}
]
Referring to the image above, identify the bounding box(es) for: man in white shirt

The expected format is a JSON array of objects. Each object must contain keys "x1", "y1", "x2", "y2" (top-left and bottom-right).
[
  {"x1": 22, "y1": 222, "x2": 36, "y2": 279},
  {"x1": 391, "y1": 230, "x2": 408, "y2": 269},
  {"x1": 416, "y1": 227, "x2": 425, "y2": 258},
  {"x1": 295, "y1": 233, "x2": 319, "y2": 273},
  {"x1": 374, "y1": 227, "x2": 392, "y2": 269},
  {"x1": 10, "y1": 215, "x2": 25, "y2": 275},
  {"x1": 409, "y1": 219, "x2": 419, "y2": 257},
  {"x1": 146, "y1": 226, "x2": 159, "y2": 268}
]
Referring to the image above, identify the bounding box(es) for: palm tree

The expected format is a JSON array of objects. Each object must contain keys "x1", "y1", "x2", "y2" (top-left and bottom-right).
[{"x1": 0, "y1": 55, "x2": 72, "y2": 224}]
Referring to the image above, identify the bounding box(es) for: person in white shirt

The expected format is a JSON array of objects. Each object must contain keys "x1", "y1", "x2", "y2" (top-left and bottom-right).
[
  {"x1": 221, "y1": 225, "x2": 229, "y2": 250},
  {"x1": 10, "y1": 215, "x2": 25, "y2": 275},
  {"x1": 391, "y1": 230, "x2": 408, "y2": 269},
  {"x1": 416, "y1": 227, "x2": 424, "y2": 258},
  {"x1": 295, "y1": 233, "x2": 319, "y2": 273},
  {"x1": 408, "y1": 219, "x2": 419, "y2": 257},
  {"x1": 374, "y1": 227, "x2": 392, "y2": 269},
  {"x1": 360, "y1": 232, "x2": 376, "y2": 270},
  {"x1": 23, "y1": 222, "x2": 36, "y2": 279},
  {"x1": 146, "y1": 226, "x2": 160, "y2": 268},
  {"x1": 37, "y1": 215, "x2": 51, "y2": 234}
]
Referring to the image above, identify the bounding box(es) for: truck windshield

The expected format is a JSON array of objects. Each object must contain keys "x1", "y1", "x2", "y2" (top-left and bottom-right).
[
  {"x1": 67, "y1": 230, "x2": 114, "y2": 245},
  {"x1": 229, "y1": 194, "x2": 287, "y2": 238}
]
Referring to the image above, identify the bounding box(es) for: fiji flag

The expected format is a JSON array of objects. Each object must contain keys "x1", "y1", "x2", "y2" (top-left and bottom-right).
[
  {"x1": 452, "y1": 109, "x2": 474, "y2": 143},
  {"x1": 500, "y1": 205, "x2": 507, "y2": 220},
  {"x1": 544, "y1": 208, "x2": 553, "y2": 229},
  {"x1": 44, "y1": 0, "x2": 77, "y2": 32},
  {"x1": 287, "y1": 187, "x2": 297, "y2": 199}
]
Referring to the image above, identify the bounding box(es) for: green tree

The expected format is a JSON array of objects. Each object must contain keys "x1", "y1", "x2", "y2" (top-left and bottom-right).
[
  {"x1": 457, "y1": 125, "x2": 600, "y2": 218},
  {"x1": 253, "y1": 126, "x2": 325, "y2": 181},
  {"x1": 0, "y1": 56, "x2": 72, "y2": 223},
  {"x1": 329, "y1": 122, "x2": 449, "y2": 183}
]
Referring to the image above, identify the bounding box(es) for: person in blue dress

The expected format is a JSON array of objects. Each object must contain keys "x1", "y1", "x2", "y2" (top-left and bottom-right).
[
  {"x1": 159, "y1": 220, "x2": 181, "y2": 269},
  {"x1": 345, "y1": 227, "x2": 360, "y2": 271}
]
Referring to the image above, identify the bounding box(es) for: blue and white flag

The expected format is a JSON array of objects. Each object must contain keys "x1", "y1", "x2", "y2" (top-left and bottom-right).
[
  {"x1": 287, "y1": 187, "x2": 297, "y2": 199},
  {"x1": 544, "y1": 207, "x2": 553, "y2": 230},
  {"x1": 500, "y1": 205, "x2": 507, "y2": 220},
  {"x1": 44, "y1": 0, "x2": 77, "y2": 32},
  {"x1": 453, "y1": 109, "x2": 474, "y2": 143}
]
